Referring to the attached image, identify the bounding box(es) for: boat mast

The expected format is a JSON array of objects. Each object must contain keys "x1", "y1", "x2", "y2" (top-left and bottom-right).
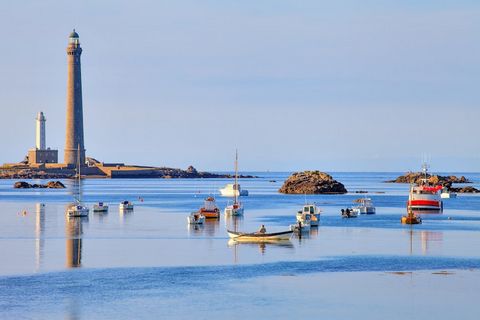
[
  {"x1": 77, "y1": 144, "x2": 81, "y2": 203},
  {"x1": 234, "y1": 149, "x2": 238, "y2": 205}
]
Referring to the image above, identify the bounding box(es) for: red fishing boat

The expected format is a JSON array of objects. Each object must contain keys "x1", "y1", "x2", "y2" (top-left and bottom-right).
[{"x1": 407, "y1": 163, "x2": 443, "y2": 211}]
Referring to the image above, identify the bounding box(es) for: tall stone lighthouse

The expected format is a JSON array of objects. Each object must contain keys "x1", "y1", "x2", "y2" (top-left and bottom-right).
[{"x1": 64, "y1": 29, "x2": 86, "y2": 166}]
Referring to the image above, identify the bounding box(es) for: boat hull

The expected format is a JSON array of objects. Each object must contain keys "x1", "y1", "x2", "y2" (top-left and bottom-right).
[
  {"x1": 227, "y1": 230, "x2": 293, "y2": 241},
  {"x1": 201, "y1": 210, "x2": 220, "y2": 219},
  {"x1": 187, "y1": 214, "x2": 205, "y2": 224},
  {"x1": 224, "y1": 207, "x2": 244, "y2": 216},
  {"x1": 407, "y1": 199, "x2": 442, "y2": 211}
]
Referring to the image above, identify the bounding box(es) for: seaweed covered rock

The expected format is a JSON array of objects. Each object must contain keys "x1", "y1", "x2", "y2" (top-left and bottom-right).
[{"x1": 279, "y1": 171, "x2": 347, "y2": 194}]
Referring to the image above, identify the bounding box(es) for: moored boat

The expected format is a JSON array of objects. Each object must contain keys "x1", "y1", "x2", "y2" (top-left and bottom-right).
[
  {"x1": 119, "y1": 200, "x2": 134, "y2": 211},
  {"x1": 224, "y1": 150, "x2": 245, "y2": 216},
  {"x1": 352, "y1": 198, "x2": 376, "y2": 214},
  {"x1": 341, "y1": 208, "x2": 357, "y2": 218},
  {"x1": 187, "y1": 212, "x2": 205, "y2": 224},
  {"x1": 441, "y1": 188, "x2": 457, "y2": 199},
  {"x1": 65, "y1": 144, "x2": 89, "y2": 218},
  {"x1": 219, "y1": 184, "x2": 248, "y2": 197},
  {"x1": 93, "y1": 202, "x2": 109, "y2": 212},
  {"x1": 66, "y1": 203, "x2": 89, "y2": 218},
  {"x1": 407, "y1": 164, "x2": 443, "y2": 211},
  {"x1": 197, "y1": 196, "x2": 220, "y2": 219},
  {"x1": 227, "y1": 229, "x2": 293, "y2": 241},
  {"x1": 401, "y1": 209, "x2": 422, "y2": 224},
  {"x1": 299, "y1": 204, "x2": 321, "y2": 226}
]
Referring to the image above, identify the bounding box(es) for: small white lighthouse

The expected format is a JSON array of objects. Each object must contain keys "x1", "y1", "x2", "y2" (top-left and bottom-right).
[
  {"x1": 35, "y1": 111, "x2": 46, "y2": 150},
  {"x1": 28, "y1": 111, "x2": 58, "y2": 165}
]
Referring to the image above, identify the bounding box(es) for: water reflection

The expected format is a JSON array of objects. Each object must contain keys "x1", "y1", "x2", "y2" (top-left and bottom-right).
[
  {"x1": 203, "y1": 219, "x2": 219, "y2": 236},
  {"x1": 65, "y1": 216, "x2": 88, "y2": 268},
  {"x1": 35, "y1": 203, "x2": 45, "y2": 271},
  {"x1": 404, "y1": 228, "x2": 443, "y2": 255},
  {"x1": 119, "y1": 209, "x2": 133, "y2": 223},
  {"x1": 225, "y1": 215, "x2": 244, "y2": 232},
  {"x1": 187, "y1": 223, "x2": 204, "y2": 235},
  {"x1": 228, "y1": 239, "x2": 294, "y2": 257}
]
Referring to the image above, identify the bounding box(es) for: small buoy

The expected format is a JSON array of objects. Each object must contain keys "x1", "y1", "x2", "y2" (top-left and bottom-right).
[{"x1": 448, "y1": 217, "x2": 452, "y2": 220}]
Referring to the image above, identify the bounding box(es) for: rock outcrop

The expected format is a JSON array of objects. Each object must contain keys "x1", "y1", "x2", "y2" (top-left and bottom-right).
[
  {"x1": 279, "y1": 171, "x2": 347, "y2": 194},
  {"x1": 14, "y1": 181, "x2": 66, "y2": 189},
  {"x1": 386, "y1": 172, "x2": 470, "y2": 185},
  {"x1": 449, "y1": 186, "x2": 480, "y2": 193}
]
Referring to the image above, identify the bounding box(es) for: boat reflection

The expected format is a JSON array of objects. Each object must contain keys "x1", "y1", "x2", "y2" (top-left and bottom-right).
[
  {"x1": 225, "y1": 215, "x2": 244, "y2": 232},
  {"x1": 203, "y1": 219, "x2": 219, "y2": 236},
  {"x1": 119, "y1": 209, "x2": 133, "y2": 223},
  {"x1": 65, "y1": 216, "x2": 88, "y2": 268},
  {"x1": 35, "y1": 203, "x2": 46, "y2": 271},
  {"x1": 227, "y1": 239, "x2": 294, "y2": 255},
  {"x1": 404, "y1": 228, "x2": 443, "y2": 255},
  {"x1": 187, "y1": 223, "x2": 204, "y2": 235}
]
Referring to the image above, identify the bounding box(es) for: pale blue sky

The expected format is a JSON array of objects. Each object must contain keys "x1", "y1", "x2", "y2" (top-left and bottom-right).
[{"x1": 0, "y1": 0, "x2": 479, "y2": 171}]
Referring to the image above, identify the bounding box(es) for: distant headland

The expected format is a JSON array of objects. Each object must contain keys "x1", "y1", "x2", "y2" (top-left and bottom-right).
[{"x1": 0, "y1": 162, "x2": 255, "y2": 180}]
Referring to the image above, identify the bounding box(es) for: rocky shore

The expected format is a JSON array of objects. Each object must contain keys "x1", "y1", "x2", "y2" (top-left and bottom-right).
[
  {"x1": 386, "y1": 172, "x2": 470, "y2": 185},
  {"x1": 14, "y1": 181, "x2": 66, "y2": 189},
  {"x1": 448, "y1": 186, "x2": 480, "y2": 193},
  {"x1": 279, "y1": 171, "x2": 347, "y2": 194},
  {"x1": 1, "y1": 166, "x2": 256, "y2": 179}
]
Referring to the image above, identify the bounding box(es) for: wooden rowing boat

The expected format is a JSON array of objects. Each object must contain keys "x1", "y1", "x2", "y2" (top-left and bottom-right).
[{"x1": 227, "y1": 230, "x2": 293, "y2": 241}]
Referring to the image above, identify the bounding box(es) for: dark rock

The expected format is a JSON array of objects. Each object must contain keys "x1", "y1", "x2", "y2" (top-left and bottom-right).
[
  {"x1": 386, "y1": 172, "x2": 471, "y2": 185},
  {"x1": 279, "y1": 171, "x2": 347, "y2": 194},
  {"x1": 449, "y1": 186, "x2": 480, "y2": 193},
  {"x1": 46, "y1": 181, "x2": 66, "y2": 188},
  {"x1": 14, "y1": 181, "x2": 31, "y2": 189},
  {"x1": 13, "y1": 180, "x2": 66, "y2": 189}
]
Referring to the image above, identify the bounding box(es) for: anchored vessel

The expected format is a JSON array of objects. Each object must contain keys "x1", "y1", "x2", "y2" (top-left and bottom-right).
[
  {"x1": 407, "y1": 163, "x2": 443, "y2": 211},
  {"x1": 224, "y1": 150, "x2": 245, "y2": 216},
  {"x1": 196, "y1": 196, "x2": 220, "y2": 219},
  {"x1": 65, "y1": 146, "x2": 89, "y2": 218},
  {"x1": 119, "y1": 201, "x2": 134, "y2": 211},
  {"x1": 353, "y1": 198, "x2": 376, "y2": 215},
  {"x1": 93, "y1": 202, "x2": 109, "y2": 212}
]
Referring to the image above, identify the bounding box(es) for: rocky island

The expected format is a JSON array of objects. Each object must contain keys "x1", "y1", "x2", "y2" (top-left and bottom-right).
[
  {"x1": 386, "y1": 172, "x2": 471, "y2": 185},
  {"x1": 386, "y1": 172, "x2": 479, "y2": 193},
  {"x1": 14, "y1": 181, "x2": 66, "y2": 189},
  {"x1": 279, "y1": 171, "x2": 347, "y2": 194}
]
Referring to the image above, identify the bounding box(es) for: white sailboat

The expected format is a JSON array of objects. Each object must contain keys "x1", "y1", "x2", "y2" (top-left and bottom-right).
[
  {"x1": 224, "y1": 150, "x2": 244, "y2": 216},
  {"x1": 66, "y1": 145, "x2": 89, "y2": 218}
]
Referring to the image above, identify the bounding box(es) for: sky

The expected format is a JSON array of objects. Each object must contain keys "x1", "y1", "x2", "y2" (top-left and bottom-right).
[{"x1": 0, "y1": 0, "x2": 479, "y2": 172}]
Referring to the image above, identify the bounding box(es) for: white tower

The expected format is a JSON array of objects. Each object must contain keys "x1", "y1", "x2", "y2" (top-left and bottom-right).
[{"x1": 36, "y1": 111, "x2": 46, "y2": 150}]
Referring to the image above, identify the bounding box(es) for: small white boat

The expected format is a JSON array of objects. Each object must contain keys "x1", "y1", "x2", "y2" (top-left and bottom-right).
[
  {"x1": 441, "y1": 189, "x2": 457, "y2": 199},
  {"x1": 299, "y1": 204, "x2": 320, "y2": 226},
  {"x1": 187, "y1": 212, "x2": 205, "y2": 224},
  {"x1": 224, "y1": 203, "x2": 244, "y2": 216},
  {"x1": 93, "y1": 202, "x2": 109, "y2": 212},
  {"x1": 219, "y1": 184, "x2": 248, "y2": 197},
  {"x1": 66, "y1": 203, "x2": 89, "y2": 218},
  {"x1": 227, "y1": 229, "x2": 293, "y2": 241},
  {"x1": 65, "y1": 145, "x2": 88, "y2": 218},
  {"x1": 119, "y1": 201, "x2": 134, "y2": 211},
  {"x1": 341, "y1": 208, "x2": 358, "y2": 218},
  {"x1": 352, "y1": 198, "x2": 376, "y2": 215},
  {"x1": 224, "y1": 150, "x2": 245, "y2": 216}
]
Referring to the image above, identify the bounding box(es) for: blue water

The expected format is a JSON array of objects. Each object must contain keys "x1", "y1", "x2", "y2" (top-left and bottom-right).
[{"x1": 1, "y1": 172, "x2": 479, "y2": 319}]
